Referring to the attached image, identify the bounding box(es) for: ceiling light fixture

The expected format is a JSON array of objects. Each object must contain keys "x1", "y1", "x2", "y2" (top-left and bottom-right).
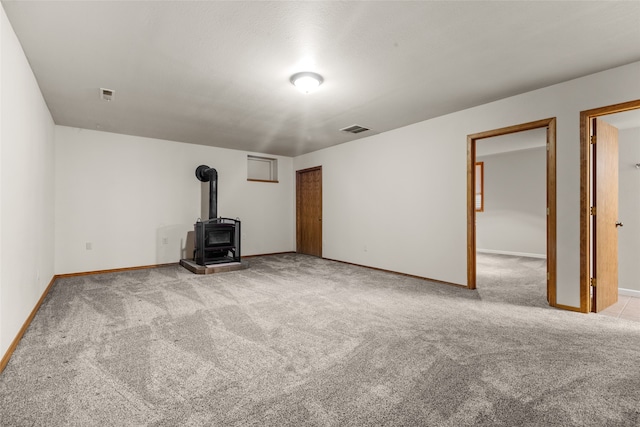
[{"x1": 290, "y1": 71, "x2": 323, "y2": 93}]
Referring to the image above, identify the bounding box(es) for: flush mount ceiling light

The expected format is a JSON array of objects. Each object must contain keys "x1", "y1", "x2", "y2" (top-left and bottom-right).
[{"x1": 290, "y1": 71, "x2": 323, "y2": 93}]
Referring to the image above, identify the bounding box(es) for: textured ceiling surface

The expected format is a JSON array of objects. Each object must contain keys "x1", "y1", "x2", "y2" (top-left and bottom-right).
[{"x1": 3, "y1": 1, "x2": 640, "y2": 156}]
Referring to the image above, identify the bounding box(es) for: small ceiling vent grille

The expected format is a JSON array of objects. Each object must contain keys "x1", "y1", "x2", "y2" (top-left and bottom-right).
[
  {"x1": 340, "y1": 124, "x2": 370, "y2": 134},
  {"x1": 100, "y1": 88, "x2": 114, "y2": 101}
]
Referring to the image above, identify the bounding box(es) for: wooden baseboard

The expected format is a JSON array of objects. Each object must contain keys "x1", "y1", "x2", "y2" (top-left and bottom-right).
[
  {"x1": 322, "y1": 257, "x2": 467, "y2": 289},
  {"x1": 56, "y1": 262, "x2": 178, "y2": 278},
  {"x1": 242, "y1": 251, "x2": 296, "y2": 259},
  {"x1": 0, "y1": 276, "x2": 57, "y2": 374}
]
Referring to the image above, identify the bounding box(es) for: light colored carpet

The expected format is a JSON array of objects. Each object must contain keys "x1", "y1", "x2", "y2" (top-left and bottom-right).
[
  {"x1": 476, "y1": 252, "x2": 548, "y2": 308},
  {"x1": 1, "y1": 253, "x2": 639, "y2": 426}
]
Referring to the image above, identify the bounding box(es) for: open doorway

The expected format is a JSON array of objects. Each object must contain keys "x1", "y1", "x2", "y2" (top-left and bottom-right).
[
  {"x1": 580, "y1": 100, "x2": 640, "y2": 313},
  {"x1": 475, "y1": 129, "x2": 548, "y2": 306},
  {"x1": 467, "y1": 118, "x2": 557, "y2": 307}
]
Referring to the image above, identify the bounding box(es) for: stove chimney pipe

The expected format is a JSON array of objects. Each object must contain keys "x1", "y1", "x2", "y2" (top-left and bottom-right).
[{"x1": 195, "y1": 165, "x2": 218, "y2": 219}]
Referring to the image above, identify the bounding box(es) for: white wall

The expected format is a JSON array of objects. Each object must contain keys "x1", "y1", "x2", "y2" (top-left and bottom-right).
[
  {"x1": 1, "y1": 5, "x2": 55, "y2": 358},
  {"x1": 476, "y1": 146, "x2": 546, "y2": 258},
  {"x1": 294, "y1": 61, "x2": 640, "y2": 308},
  {"x1": 618, "y1": 127, "x2": 640, "y2": 293},
  {"x1": 55, "y1": 127, "x2": 294, "y2": 274}
]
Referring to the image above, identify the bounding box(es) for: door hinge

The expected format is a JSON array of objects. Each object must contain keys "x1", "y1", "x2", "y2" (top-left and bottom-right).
[
  {"x1": 546, "y1": 143, "x2": 550, "y2": 152},
  {"x1": 546, "y1": 207, "x2": 550, "y2": 215},
  {"x1": 590, "y1": 278, "x2": 596, "y2": 288},
  {"x1": 590, "y1": 206, "x2": 596, "y2": 216},
  {"x1": 590, "y1": 135, "x2": 597, "y2": 144},
  {"x1": 547, "y1": 272, "x2": 550, "y2": 281}
]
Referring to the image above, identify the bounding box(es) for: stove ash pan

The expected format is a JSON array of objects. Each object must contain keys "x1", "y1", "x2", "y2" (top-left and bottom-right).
[{"x1": 194, "y1": 217, "x2": 241, "y2": 266}]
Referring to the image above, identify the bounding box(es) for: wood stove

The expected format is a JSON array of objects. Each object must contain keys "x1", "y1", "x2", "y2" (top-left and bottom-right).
[
  {"x1": 194, "y1": 217, "x2": 241, "y2": 265},
  {"x1": 193, "y1": 165, "x2": 241, "y2": 266}
]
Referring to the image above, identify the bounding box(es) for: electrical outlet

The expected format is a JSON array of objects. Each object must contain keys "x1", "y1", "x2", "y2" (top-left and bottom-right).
[
  {"x1": 86, "y1": 242, "x2": 92, "y2": 250},
  {"x1": 162, "y1": 237, "x2": 168, "y2": 245}
]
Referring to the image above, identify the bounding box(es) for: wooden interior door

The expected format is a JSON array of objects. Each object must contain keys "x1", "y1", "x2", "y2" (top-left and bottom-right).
[
  {"x1": 296, "y1": 166, "x2": 322, "y2": 257},
  {"x1": 592, "y1": 118, "x2": 619, "y2": 312}
]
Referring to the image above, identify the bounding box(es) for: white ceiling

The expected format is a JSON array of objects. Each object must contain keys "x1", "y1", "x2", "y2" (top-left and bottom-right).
[{"x1": 3, "y1": 1, "x2": 640, "y2": 157}]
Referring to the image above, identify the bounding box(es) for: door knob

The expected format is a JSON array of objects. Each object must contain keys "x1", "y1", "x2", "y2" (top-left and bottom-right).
[{"x1": 616, "y1": 221, "x2": 624, "y2": 227}]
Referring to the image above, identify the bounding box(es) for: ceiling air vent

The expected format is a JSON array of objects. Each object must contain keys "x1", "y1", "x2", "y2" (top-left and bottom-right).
[
  {"x1": 100, "y1": 88, "x2": 114, "y2": 101},
  {"x1": 340, "y1": 124, "x2": 370, "y2": 134}
]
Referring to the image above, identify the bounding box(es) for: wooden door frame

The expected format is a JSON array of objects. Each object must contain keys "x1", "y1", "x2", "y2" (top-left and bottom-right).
[
  {"x1": 467, "y1": 118, "x2": 557, "y2": 307},
  {"x1": 296, "y1": 165, "x2": 323, "y2": 256},
  {"x1": 579, "y1": 99, "x2": 640, "y2": 313}
]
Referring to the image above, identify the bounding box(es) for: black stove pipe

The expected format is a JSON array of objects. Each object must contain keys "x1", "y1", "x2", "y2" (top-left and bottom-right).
[{"x1": 195, "y1": 165, "x2": 218, "y2": 219}]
